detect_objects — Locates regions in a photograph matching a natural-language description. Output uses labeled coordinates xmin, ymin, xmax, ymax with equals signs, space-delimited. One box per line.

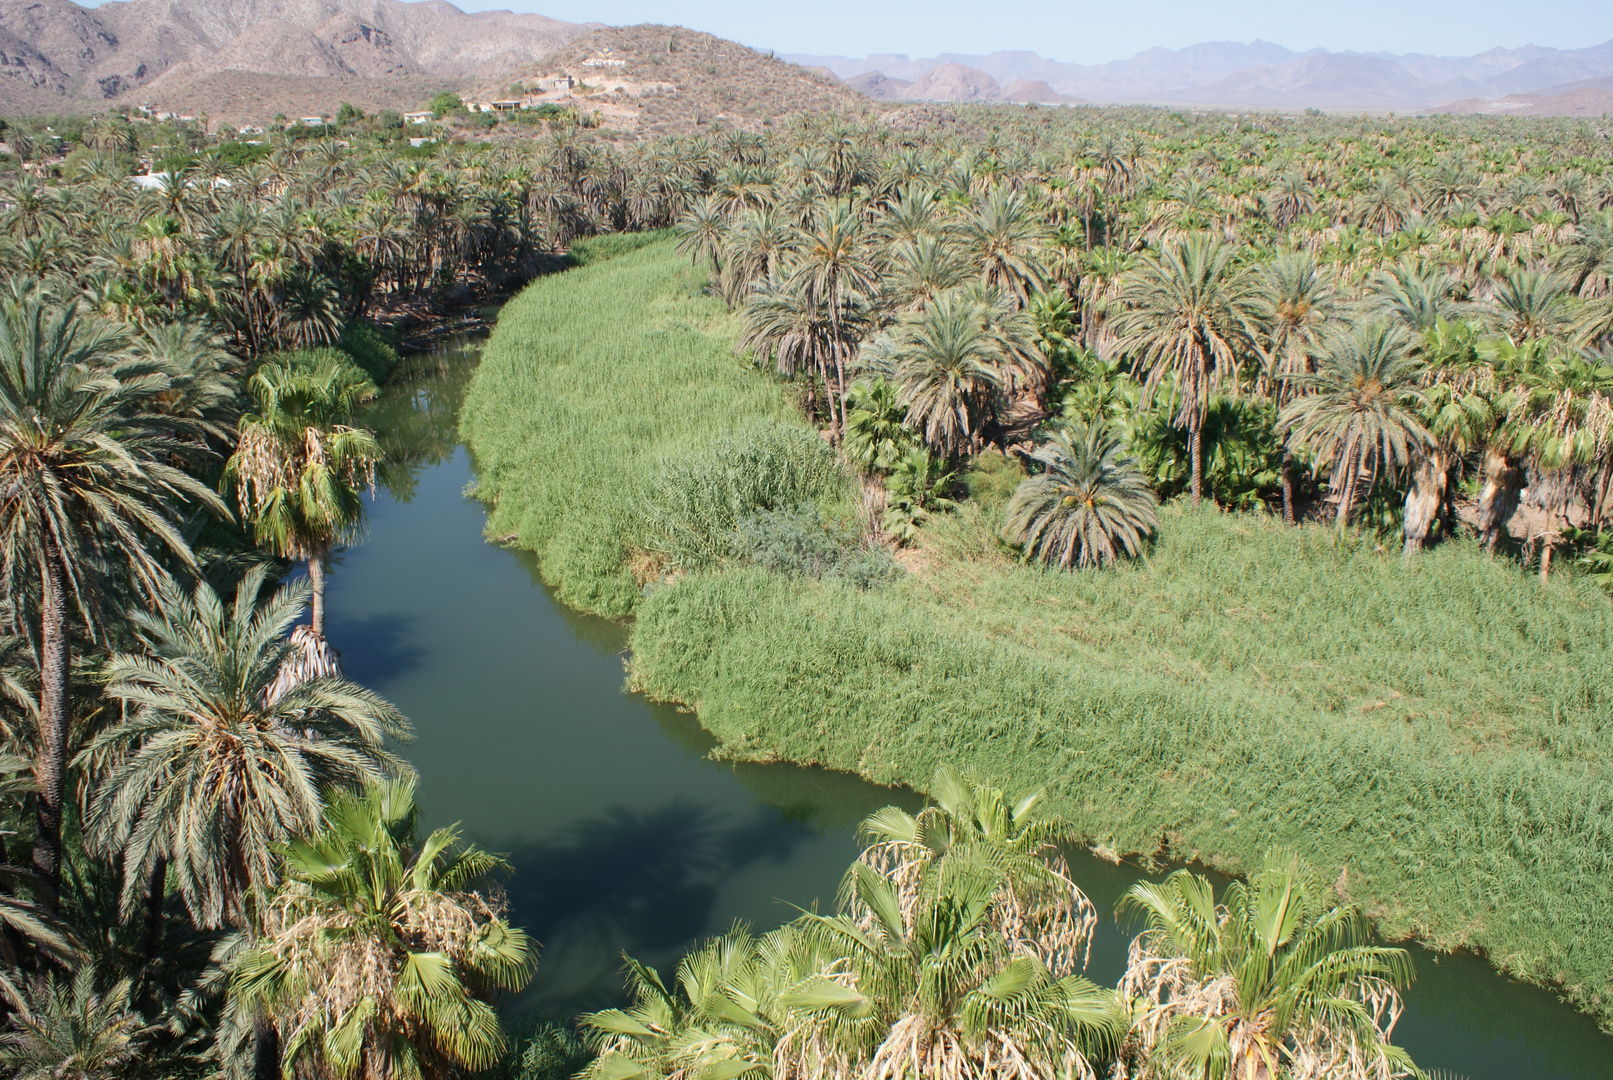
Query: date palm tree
xmin=223 ymin=354 xmax=379 ymax=638
xmin=82 ymin=564 xmax=413 ymax=931
xmin=0 ymin=297 xmax=225 ymax=904
xmin=892 ymin=290 xmax=1005 ymax=459
xmin=1279 ymin=323 xmax=1431 ymax=528
xmin=1118 ymin=852 xmax=1419 ymax=1080
xmin=1004 ymin=421 xmax=1159 ymax=569
xmin=1254 ymin=252 xmax=1338 ymax=521
xmin=1113 ymin=234 xmax=1262 ymax=505
xmin=232 ymin=779 xmax=535 ymax=1080
xmin=0 ymin=968 xmax=147 ymax=1080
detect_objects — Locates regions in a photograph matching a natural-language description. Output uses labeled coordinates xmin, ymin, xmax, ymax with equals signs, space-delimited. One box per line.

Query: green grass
xmin=459 ymin=236 xmax=807 ymax=615
xmin=463 ymin=237 xmax=1613 ymax=1027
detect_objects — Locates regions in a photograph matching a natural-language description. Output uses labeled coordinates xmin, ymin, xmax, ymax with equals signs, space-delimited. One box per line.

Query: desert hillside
xmin=0 ymin=0 xmax=593 ymax=115
xmin=479 ymin=25 xmax=875 ymax=136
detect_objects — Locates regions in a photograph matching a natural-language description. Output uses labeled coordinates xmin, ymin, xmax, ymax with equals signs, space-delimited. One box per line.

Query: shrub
xmin=730 ymin=503 xmax=899 ymax=589
xmin=338 ymin=321 xmax=401 ymax=384
xmin=636 ymin=422 xmax=846 ymax=568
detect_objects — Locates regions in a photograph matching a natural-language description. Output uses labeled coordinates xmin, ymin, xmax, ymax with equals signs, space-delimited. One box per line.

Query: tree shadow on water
xmin=325 ymin=612 xmax=427 ymax=686
xmin=501 ymin=799 xmax=823 ymax=1015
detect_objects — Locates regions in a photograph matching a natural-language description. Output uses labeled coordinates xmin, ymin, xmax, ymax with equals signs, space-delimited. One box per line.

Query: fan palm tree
xmin=857 ymin=765 xmax=1099 ymax=978
xmin=231 ymin=779 xmax=536 ymax=1080
xmin=0 ymin=297 xmax=226 ymax=903
xmin=787 ymin=855 xmax=1124 ymax=1080
xmin=1279 ymin=323 xmax=1431 ymax=527
xmin=1118 ymin=852 xmax=1419 ymax=1080
xmin=0 ymin=968 xmax=148 ymax=1080
xmin=582 ymin=923 xmax=826 ymax=1080
xmin=891 ymin=290 xmax=1005 ymax=459
xmin=1112 ymin=234 xmax=1262 ymax=505
xmin=1005 ymin=422 xmax=1159 ymax=569
xmin=82 ymin=565 xmax=413 ymax=930
xmin=223 ymin=354 xmax=380 ymax=638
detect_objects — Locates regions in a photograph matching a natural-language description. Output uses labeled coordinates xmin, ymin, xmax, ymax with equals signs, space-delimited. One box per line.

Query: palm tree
xmin=892 ymin=290 xmax=1004 ymax=458
xmin=843 ymin=377 xmax=917 ymax=476
xmin=792 ymin=204 xmax=881 ymax=439
xmin=223 ymin=354 xmax=380 ymax=638
xmin=83 ymin=565 xmax=413 ymax=930
xmin=1118 ymin=852 xmax=1419 ymax=1080
xmin=954 ymin=185 xmax=1049 ymax=304
xmin=1279 ymin=324 xmax=1431 ymax=527
xmin=787 ymin=855 xmax=1123 ymax=1080
xmin=1369 ymin=260 xmax=1465 ymax=333
xmin=582 ymin=923 xmax=825 ymax=1080
xmin=0 ymin=297 xmax=225 ymax=903
xmin=1004 ymin=422 xmax=1159 ymax=569
xmin=0 ymin=968 xmax=147 ymax=1080
xmin=232 ymin=779 xmax=536 ymax=1080
xmin=1112 ymin=234 xmax=1262 ymax=505
xmin=1253 ymin=252 xmax=1338 ymax=522
xmin=1493 ymin=268 xmax=1571 ymax=341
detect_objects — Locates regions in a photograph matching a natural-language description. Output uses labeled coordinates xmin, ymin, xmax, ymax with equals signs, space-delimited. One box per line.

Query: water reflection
xmin=328 ymin=333 xmax=1613 ymax=1080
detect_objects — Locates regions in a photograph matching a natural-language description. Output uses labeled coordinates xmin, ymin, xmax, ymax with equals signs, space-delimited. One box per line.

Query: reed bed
xmin=460 ymin=236 xmax=806 ymax=615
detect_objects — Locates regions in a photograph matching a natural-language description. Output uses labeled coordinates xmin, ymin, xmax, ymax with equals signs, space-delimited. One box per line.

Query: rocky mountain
xmin=785 ymin=37 xmax=1613 ymax=113
xmin=0 ymin=0 xmax=595 ymax=115
xmin=471 ymin=25 xmax=874 ymax=136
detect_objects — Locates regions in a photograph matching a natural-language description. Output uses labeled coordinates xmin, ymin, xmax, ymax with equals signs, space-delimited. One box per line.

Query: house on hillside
xmin=403 ymin=112 xmax=432 ymax=125
xmin=298 ymin=116 xmax=326 ymax=127
xmin=490 ymin=100 xmax=522 ymax=112
xmin=548 ymin=75 xmax=575 ymax=91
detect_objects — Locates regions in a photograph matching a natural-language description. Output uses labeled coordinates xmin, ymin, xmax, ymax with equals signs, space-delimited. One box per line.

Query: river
xmin=328 ymin=330 xmax=1613 ymax=1080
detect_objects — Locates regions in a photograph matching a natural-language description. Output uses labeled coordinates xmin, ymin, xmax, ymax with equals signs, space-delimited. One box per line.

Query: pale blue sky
xmin=454 ymin=0 xmax=1613 ymax=64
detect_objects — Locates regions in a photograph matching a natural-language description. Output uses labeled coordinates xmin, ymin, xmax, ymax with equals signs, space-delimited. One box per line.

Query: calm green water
xmin=329 ymin=335 xmax=1613 ymax=1079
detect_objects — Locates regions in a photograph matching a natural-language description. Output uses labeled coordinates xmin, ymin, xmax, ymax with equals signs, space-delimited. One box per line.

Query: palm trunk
xmin=1476 ymin=447 xmax=1522 ymax=551
xmin=1188 ymin=414 xmax=1203 ymax=506
xmin=1334 ymin=455 xmax=1359 ymax=529
xmin=142 ymin=857 xmax=168 ymax=960
xmin=1280 ymin=442 xmax=1295 ymax=524
xmin=307 ymin=554 xmax=327 ymax=638
xmin=1402 ymin=451 xmax=1448 ymax=560
xmin=253 ymin=1016 xmax=281 ymax=1080
xmin=32 ymin=545 xmax=68 ymax=909
xmin=1540 ymin=538 xmax=1555 ymax=584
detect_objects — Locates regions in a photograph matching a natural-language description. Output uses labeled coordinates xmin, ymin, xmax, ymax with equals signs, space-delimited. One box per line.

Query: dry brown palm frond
xmin=262 ymin=624 xmax=342 ymax=706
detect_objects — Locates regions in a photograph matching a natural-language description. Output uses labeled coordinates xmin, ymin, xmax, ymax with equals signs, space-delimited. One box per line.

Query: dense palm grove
xmin=668 ymin=112 xmax=1613 ymax=573
xmin=0 ymin=102 xmax=1607 ymax=1078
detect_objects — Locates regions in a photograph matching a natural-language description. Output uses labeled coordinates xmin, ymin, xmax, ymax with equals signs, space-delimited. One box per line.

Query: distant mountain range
xmin=0 ymin=0 xmax=1608 ymax=124
xmin=785 ymin=39 xmax=1613 ymax=113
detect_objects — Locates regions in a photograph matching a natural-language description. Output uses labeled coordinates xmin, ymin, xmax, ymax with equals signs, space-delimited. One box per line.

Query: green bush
xmin=637 ymin=423 xmax=846 ymax=568
xmin=339 ymin=321 xmax=402 ymax=384
xmin=730 ymin=503 xmax=899 ymax=589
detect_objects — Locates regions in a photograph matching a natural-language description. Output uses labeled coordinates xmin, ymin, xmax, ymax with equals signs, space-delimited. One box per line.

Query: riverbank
xmin=459 ymin=236 xmax=1613 ymax=1029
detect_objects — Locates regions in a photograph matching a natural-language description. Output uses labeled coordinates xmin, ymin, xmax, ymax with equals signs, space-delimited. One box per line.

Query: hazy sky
xmin=450 ymin=0 xmax=1613 ymax=64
